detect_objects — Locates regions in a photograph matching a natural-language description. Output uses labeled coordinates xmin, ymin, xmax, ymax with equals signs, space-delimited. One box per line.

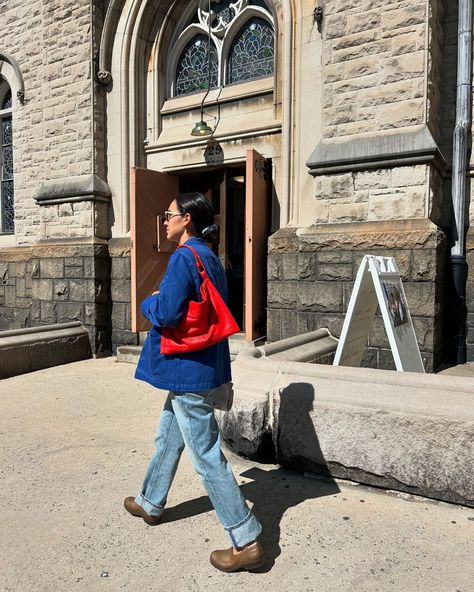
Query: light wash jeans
xmin=135 ymin=390 xmax=262 ymax=548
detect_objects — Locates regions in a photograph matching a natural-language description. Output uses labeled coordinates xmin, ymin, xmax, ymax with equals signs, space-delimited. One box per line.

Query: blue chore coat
xmin=135 ymin=237 xmax=232 ymax=392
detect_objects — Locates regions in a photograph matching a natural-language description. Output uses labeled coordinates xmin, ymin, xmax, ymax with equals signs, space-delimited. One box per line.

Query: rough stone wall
xmin=109 ymin=239 xmax=136 ymax=353
xmin=0 ymin=249 xmax=34 ymax=330
xmin=0 ymin=243 xmax=111 ymax=355
xmin=322 ymin=0 xmax=427 ymax=139
xmin=314 ymin=165 xmax=429 ymax=224
xmin=0 ymin=0 xmax=96 ymax=245
xmin=267 ymin=220 xmax=448 ymax=372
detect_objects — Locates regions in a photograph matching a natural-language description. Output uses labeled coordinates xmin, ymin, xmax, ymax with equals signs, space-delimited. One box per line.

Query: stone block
xmin=281 ymin=254 xmax=299 ymax=280
xmin=381 ymin=5 xmax=426 ymax=31
xmin=411 ymin=249 xmax=437 ymax=281
xmin=297 ymin=282 xmax=344 ymax=313
xmin=111 ymin=330 xmax=138 ymax=350
xmin=111 ymin=302 xmax=131 ymax=331
xmin=267 ymin=253 xmax=282 ymax=280
xmin=65 ymin=266 xmax=84 ymax=279
xmin=297 ymin=312 xmax=344 ymax=337
xmin=267 ymin=281 xmax=298 ymax=308
xmin=57 ymin=302 xmax=84 ymax=323
xmin=32 ymin=279 xmax=53 ymax=301
xmin=360 ymin=346 xmax=378 ymax=368
xmin=13 ymin=309 xmax=30 ymax=328
xmin=344 ymin=55 xmax=379 ymax=79
xmin=392 ymin=165 xmax=427 ymax=187
xmin=30 ymin=301 xmax=41 ymax=323
xmin=381 ymin=52 xmax=425 ymax=83
xmin=40 ymin=258 xmax=64 ymax=279
xmin=267 ymin=308 xmax=281 ymax=342
xmin=298 ymin=253 xmax=317 ymax=281
xmin=368 ymin=194 xmax=405 ymax=221
xmin=354 ymin=169 xmax=392 ymax=191
xmin=367 ymin=315 xmax=391 ymax=349
xmin=412 ymin=316 xmax=435 ymax=351
xmin=345 ymin=10 xmax=380 ymax=35
xmin=40 ymin=301 xmax=57 ymax=323
xmin=14 ymin=262 xmax=26 ymax=278
xmin=111 ymin=281 xmax=131 ymax=304
xmin=332 ymin=28 xmax=379 ymax=51
xmin=69 ymin=280 xmax=86 ymax=302
xmin=403 ymin=283 xmax=437 ymax=317
xmin=16 ymin=297 xmax=32 ymax=310
xmin=53 ymin=281 xmax=69 ymax=301
xmin=0 ymin=262 xmax=9 ymax=283
xmin=329 ymin=202 xmax=368 ymax=223
xmin=317 ymin=264 xmax=353 ymax=281
xmin=16 ymin=278 xmax=26 ymax=298
xmin=281 ymin=310 xmax=297 ymax=340
xmin=4 ymin=286 xmax=16 ymax=307
xmin=315 ymin=173 xmax=354 ymax=200
xmin=354 ymin=250 xmax=411 ymax=281
xmin=111 ymin=257 xmax=127 ymax=280
xmin=313 ymin=200 xmax=330 ymax=224
xmin=376 ymin=348 xmax=397 ymax=370
xmin=318 ymin=251 xmax=354 ymax=265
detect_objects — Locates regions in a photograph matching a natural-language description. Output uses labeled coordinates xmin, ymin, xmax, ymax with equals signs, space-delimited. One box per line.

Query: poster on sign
xmin=333 ymin=255 xmax=425 ymax=373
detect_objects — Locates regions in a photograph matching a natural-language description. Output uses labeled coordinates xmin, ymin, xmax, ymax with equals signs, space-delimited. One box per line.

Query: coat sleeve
xmin=140 ymin=250 xmax=196 ymax=328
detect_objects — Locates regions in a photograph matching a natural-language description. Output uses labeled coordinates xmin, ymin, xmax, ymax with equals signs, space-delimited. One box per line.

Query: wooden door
xmin=245 ymin=149 xmax=271 ymax=340
xmin=130 ymin=167 xmax=178 ymax=332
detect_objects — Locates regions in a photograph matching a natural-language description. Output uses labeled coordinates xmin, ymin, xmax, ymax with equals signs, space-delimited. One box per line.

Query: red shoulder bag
xmin=160 ymin=245 xmax=240 ymax=354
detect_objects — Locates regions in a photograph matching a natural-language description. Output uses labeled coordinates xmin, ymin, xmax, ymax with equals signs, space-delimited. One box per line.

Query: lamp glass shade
xmin=191 ymin=120 xmax=213 ymax=136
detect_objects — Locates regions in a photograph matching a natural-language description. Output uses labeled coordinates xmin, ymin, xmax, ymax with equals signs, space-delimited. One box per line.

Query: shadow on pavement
xmin=162 ymin=381 xmax=340 ymax=572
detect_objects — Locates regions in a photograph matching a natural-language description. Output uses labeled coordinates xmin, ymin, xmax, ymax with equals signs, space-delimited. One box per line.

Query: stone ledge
xmin=0 ymin=322 xmax=92 ymax=378
xmin=219 ymin=347 xmax=474 ymax=506
xmin=34 ymin=174 xmax=111 ymax=206
xmin=306 ymin=125 xmax=446 ymax=176
xmin=258 ymin=328 xmax=338 ymax=363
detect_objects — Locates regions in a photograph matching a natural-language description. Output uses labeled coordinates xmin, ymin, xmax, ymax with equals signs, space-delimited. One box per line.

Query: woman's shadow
xmin=161 ymin=382 xmax=339 ymax=572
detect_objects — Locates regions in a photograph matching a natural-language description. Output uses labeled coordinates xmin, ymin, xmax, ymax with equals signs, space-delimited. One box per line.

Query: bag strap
xmin=177 ymin=244 xmax=208 ymax=280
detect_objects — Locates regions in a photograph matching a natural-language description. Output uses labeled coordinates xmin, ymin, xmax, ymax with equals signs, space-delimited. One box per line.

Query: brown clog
xmin=210 ymin=541 xmax=264 ymax=572
xmin=123 ymin=496 xmax=161 ymax=526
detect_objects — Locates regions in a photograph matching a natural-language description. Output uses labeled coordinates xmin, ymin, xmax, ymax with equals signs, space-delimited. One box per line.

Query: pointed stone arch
xmin=101 ymin=0 xmax=295 ymax=236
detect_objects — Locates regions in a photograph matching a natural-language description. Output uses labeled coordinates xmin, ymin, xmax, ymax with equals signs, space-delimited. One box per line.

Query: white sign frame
xmin=333 ymin=255 xmax=425 ymax=373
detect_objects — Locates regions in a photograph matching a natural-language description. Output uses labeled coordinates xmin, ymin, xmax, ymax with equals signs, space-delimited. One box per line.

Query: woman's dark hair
xmin=175 ymin=192 xmax=218 ymax=242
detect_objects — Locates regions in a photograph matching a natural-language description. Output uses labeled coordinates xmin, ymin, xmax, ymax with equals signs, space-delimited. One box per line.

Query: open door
xmin=245 ymin=149 xmax=271 ymax=341
xmin=130 ymin=167 xmax=178 ymax=332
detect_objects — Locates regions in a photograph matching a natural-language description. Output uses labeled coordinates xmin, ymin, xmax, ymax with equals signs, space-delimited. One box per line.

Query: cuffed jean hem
xmin=225 ymin=509 xmax=262 ymax=548
xmin=135 ymin=493 xmax=164 ymax=517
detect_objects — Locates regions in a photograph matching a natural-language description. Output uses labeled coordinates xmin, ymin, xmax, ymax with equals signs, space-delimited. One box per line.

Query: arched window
xmin=175 ymin=35 xmax=219 ymax=96
xmin=0 ymin=79 xmax=14 ymax=234
xmin=169 ymin=0 xmax=274 ymax=97
xmin=227 ymin=17 xmax=274 ymax=84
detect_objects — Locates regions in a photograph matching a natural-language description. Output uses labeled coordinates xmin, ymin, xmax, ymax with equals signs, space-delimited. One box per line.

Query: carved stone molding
xmin=97 ymin=70 xmax=112 ymax=85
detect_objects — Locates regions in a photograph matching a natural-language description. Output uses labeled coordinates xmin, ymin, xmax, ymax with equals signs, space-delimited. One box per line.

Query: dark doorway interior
xmin=179 ymin=167 xmax=246 ymax=329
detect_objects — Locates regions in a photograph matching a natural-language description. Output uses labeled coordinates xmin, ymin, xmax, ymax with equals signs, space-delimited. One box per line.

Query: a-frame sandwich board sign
xmin=333 ymin=255 xmax=425 ymax=373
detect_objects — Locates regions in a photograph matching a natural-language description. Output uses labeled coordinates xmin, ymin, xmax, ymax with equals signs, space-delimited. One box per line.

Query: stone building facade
xmin=0 ymin=0 xmax=471 ymax=371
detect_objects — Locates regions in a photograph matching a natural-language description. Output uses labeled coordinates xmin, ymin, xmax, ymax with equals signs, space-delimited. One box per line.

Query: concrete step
xmin=116 ymin=332 xmax=262 ymax=364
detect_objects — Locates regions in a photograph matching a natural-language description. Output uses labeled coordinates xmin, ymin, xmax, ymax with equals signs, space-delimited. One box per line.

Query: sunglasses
xmin=161 ymin=210 xmax=184 ymax=223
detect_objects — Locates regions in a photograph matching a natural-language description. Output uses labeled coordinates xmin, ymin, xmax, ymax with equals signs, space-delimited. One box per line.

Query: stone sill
xmin=160 ymin=77 xmax=274 ymax=115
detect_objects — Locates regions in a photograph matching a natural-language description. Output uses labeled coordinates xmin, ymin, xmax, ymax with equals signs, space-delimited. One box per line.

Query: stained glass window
xmin=211 ymin=0 xmax=236 ymax=27
xmin=171 ymin=3 xmax=275 ymax=97
xmin=1 ymin=85 xmax=14 ymax=234
xmin=227 ymin=17 xmax=274 ymax=84
xmin=175 ymin=35 xmax=219 ymax=96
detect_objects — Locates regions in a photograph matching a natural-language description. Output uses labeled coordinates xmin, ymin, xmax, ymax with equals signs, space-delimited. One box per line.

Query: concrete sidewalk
xmin=0 ymin=358 xmax=473 ymax=592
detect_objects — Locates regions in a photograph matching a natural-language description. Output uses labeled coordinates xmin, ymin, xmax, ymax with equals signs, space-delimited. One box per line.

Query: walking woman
xmin=125 ymin=192 xmax=264 ymax=572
